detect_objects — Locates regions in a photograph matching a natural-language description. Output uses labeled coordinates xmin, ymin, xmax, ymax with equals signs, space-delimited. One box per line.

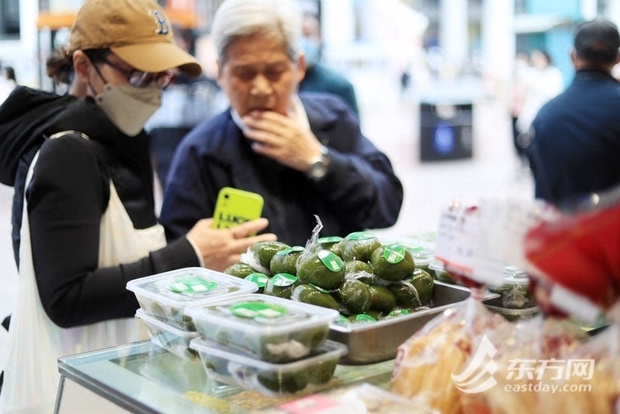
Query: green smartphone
xmin=212 ymin=187 xmax=264 ymax=229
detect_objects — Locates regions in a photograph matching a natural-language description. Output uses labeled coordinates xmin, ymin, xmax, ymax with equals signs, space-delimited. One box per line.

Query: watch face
xmin=309 ymin=162 xmax=328 ymax=180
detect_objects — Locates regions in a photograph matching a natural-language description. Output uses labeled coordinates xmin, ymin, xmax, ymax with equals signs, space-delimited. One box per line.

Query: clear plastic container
xmin=485 ymin=304 xmax=540 ymax=321
xmin=189 ymin=337 xmax=347 ymax=397
xmin=184 ymin=294 xmax=339 ymax=362
xmin=486 ymin=266 xmax=535 ymax=309
xmin=127 ymin=267 xmax=257 ymax=329
xmin=428 ymin=259 xmax=458 ymax=284
xmin=136 ymin=309 xmax=200 ymax=360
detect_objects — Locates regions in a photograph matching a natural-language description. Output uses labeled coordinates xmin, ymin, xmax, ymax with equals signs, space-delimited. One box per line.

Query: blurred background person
xmin=146 ymin=26 xmax=228 ymax=193
xmin=526 ymin=18 xmax=620 ymax=207
xmin=297 ymin=10 xmax=360 ymax=118
xmin=509 ymin=52 xmax=531 ymax=172
xmin=0 ymin=64 xmax=17 ymax=104
xmin=515 ymin=49 xmax=564 ymax=146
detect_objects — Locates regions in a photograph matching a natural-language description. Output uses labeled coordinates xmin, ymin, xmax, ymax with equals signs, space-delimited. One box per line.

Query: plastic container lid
xmin=127 ymin=268 xmax=258 ymax=325
xmin=184 ymin=294 xmax=339 ymax=362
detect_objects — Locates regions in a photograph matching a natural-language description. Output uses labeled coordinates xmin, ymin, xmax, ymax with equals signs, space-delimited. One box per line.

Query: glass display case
xmin=55 ymin=340 xmax=394 ymax=414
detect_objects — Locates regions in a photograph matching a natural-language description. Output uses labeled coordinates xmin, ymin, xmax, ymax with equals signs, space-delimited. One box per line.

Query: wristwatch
xmin=306 ymin=145 xmax=331 ymax=181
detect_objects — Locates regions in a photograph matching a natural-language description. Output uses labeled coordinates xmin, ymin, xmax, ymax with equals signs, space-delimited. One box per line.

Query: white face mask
xmin=95 ymin=83 xmax=162 ymax=136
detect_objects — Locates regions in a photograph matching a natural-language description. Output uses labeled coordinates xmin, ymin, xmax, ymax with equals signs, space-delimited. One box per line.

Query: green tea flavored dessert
xmin=296 ymin=250 xmax=345 ymax=290
xmin=291 ymin=284 xmax=340 ymax=310
xmin=224 ymin=262 xmax=255 ymax=279
xmin=269 ymin=246 xmax=304 ymax=275
xmin=263 ymin=273 xmax=299 ymax=299
xmin=370 ymin=243 xmax=415 ymax=282
xmin=339 ymin=231 xmax=382 ymax=262
xmin=408 ymin=268 xmax=435 ymax=306
xmin=250 ymin=241 xmax=291 ymax=269
xmin=367 ymin=285 xmax=398 ymax=314
xmin=333 ymin=279 xmax=372 ymax=314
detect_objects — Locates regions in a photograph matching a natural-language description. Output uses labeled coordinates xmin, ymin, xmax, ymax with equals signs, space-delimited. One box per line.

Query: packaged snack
xmin=390 ymin=297 xmax=507 ymax=414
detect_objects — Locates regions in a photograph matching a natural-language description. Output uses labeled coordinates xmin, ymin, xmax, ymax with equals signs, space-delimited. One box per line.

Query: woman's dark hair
xmin=4 ymin=66 xmax=15 ymax=82
xmin=46 ymin=47 xmax=110 ymax=85
xmin=46 ymin=47 xmax=74 ymax=85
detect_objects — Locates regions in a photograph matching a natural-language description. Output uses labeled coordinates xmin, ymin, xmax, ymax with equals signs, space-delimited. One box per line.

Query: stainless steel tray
xmin=328 ymin=282 xmax=497 ymax=365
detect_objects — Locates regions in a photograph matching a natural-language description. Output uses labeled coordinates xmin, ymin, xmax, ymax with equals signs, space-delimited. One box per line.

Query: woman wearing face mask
xmin=0 ymin=0 xmax=276 ymax=412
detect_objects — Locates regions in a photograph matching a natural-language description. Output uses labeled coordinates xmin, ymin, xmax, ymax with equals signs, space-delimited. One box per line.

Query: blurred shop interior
xmin=1 ymin=0 xmax=619 ymax=94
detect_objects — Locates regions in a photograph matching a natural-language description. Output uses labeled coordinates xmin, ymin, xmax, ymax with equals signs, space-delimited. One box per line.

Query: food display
xmin=136 ymin=309 xmax=200 ymax=360
xmin=189 ymin=338 xmax=347 ymax=397
xmin=126 ymin=267 xmax=257 ymax=329
xmin=184 ymin=294 xmax=339 ymax=363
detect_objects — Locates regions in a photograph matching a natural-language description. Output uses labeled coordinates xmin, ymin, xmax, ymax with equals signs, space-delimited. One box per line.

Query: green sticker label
xmin=318 ymin=250 xmax=343 ymax=272
xmin=384 ymin=244 xmax=406 ymax=264
xmin=345 ymin=231 xmax=375 ymax=241
xmin=272 ymin=273 xmax=298 ymax=287
xmin=336 ymin=314 xmax=351 ymax=324
xmin=353 ymin=314 xmax=377 ymax=322
xmin=169 ymin=276 xmax=217 ymax=294
xmin=275 ymin=246 xmax=305 ymax=256
xmin=388 ymin=309 xmax=410 ymax=317
xmin=230 ymin=301 xmax=287 ymax=319
xmin=318 ymin=236 xmax=343 ymax=244
xmin=244 ymin=273 xmax=269 ymax=288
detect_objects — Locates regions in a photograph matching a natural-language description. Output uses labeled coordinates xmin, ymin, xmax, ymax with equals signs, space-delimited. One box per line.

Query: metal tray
xmin=328 ymin=281 xmax=497 ymax=365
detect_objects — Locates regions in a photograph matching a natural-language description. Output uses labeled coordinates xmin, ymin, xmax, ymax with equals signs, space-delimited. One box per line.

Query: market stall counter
xmin=54 ymin=340 xmax=395 ymax=413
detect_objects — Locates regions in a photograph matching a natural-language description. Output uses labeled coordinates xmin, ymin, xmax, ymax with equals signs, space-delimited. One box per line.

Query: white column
xmin=581 ymin=0 xmax=598 ymax=21
xmin=320 ymin=0 xmax=355 ymax=67
xmin=480 ymin=0 xmax=514 ymax=97
xmin=606 ymin=0 xmax=620 ymax=27
xmin=439 ymin=0 xmax=468 ymax=78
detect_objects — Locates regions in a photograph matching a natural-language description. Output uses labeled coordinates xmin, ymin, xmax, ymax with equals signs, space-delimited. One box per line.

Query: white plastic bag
xmin=0 ymin=148 xmax=166 ymax=413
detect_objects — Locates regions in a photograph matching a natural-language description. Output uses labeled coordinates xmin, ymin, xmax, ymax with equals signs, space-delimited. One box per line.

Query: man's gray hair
xmin=211 ymin=0 xmax=302 ymax=64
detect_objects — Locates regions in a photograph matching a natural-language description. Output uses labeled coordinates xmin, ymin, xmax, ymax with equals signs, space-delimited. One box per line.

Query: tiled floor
xmin=0 ymin=71 xmax=533 ymax=377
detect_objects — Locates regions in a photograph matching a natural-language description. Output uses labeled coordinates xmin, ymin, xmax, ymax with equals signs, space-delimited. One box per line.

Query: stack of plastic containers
xmin=185 ymin=294 xmax=346 ymax=396
xmin=126 ymin=267 xmax=258 ymax=360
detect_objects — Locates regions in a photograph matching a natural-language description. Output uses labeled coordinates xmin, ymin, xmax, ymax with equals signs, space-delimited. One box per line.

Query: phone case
xmin=212 ymin=187 xmax=264 ymax=229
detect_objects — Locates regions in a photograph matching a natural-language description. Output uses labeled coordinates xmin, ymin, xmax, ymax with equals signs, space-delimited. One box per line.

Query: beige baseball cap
xmin=68 ymin=0 xmax=202 ymax=77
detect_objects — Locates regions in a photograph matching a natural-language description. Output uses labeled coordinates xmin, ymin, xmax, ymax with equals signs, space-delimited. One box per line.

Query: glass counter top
xmin=57 ymin=340 xmax=394 ymax=413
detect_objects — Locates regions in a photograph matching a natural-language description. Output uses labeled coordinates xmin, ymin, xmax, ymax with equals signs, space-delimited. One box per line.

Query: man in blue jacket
xmin=526 ymin=18 xmax=620 ymax=208
xmin=160 ymin=0 xmax=403 ymax=246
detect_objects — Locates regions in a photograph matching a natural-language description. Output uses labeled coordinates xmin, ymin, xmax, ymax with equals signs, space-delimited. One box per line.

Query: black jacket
xmin=527 ymin=70 xmax=620 ymax=207
xmin=160 ymin=93 xmax=403 ymax=247
xmin=0 ymin=86 xmax=199 ymax=328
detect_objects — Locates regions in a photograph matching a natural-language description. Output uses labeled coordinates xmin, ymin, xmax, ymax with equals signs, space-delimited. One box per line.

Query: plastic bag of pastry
xmin=531 ymin=302 xmax=620 ymax=414
xmin=467 ymin=313 xmax=588 ymax=413
xmin=255 ymin=383 xmax=439 ymax=414
xmin=390 ymin=296 xmax=507 ymax=414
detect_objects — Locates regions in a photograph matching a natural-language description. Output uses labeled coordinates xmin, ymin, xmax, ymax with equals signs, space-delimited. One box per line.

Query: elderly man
xmin=160 ymin=0 xmax=403 ymax=246
xmin=526 ymin=18 xmax=620 ymax=207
